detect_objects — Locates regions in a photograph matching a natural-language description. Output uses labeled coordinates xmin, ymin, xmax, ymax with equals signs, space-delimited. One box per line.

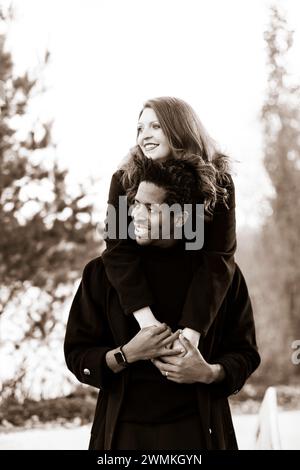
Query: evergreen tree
xmin=254 ymin=2 xmax=300 ymax=383
xmin=0 ymin=7 xmax=102 ymax=399
xmin=261 ymin=4 xmax=300 ymax=378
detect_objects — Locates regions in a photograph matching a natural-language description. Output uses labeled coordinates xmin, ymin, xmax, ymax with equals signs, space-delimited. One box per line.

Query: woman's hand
xmin=159 ymin=327 xmax=200 ymax=362
xmin=123 ymin=324 xmax=184 ymax=363
xmin=159 ymin=336 xmax=186 ymax=362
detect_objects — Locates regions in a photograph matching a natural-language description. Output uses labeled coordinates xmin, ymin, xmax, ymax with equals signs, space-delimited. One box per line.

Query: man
xmin=64 ymin=157 xmax=260 ymax=450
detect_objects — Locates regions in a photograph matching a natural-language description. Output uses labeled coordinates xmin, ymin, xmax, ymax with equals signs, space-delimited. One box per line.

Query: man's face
xmin=131 ymin=181 xmax=175 ymax=246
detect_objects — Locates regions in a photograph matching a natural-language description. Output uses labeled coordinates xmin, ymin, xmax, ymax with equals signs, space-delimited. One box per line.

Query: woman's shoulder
xmin=108 ymin=169 xmax=126 ymax=199
xmin=214 ymin=172 xmax=235 ymax=212
xmin=221 ymin=172 xmax=235 ymax=194
xmin=111 ymin=168 xmax=125 ymax=182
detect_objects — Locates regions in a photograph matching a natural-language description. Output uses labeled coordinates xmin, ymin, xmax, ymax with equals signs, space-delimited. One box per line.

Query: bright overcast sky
xmin=5 ymin=0 xmax=300 ymax=228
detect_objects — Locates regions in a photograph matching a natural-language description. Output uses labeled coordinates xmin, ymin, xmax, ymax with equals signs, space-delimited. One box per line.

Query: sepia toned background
xmin=0 ymin=0 xmax=299 ymax=449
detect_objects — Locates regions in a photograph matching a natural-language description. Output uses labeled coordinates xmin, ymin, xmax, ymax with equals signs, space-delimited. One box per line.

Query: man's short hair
xmin=133 ymin=157 xmax=201 ymax=207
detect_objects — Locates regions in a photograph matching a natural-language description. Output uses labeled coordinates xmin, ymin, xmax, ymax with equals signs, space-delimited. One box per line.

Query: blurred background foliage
xmin=236 ymin=4 xmax=300 ymax=385
xmin=0 ymin=5 xmax=103 ymax=403
xmin=0 ymin=4 xmax=299 ymax=424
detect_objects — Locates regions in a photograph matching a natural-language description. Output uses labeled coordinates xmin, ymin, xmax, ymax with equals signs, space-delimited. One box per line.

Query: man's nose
xmin=132 ymin=204 xmax=147 ymax=221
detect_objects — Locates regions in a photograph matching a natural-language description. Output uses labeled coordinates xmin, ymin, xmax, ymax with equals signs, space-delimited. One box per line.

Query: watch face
xmin=114 ymin=351 xmax=126 ymax=365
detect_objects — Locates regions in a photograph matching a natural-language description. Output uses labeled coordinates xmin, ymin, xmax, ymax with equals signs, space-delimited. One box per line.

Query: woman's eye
xmin=153 ymin=124 xmax=160 ymax=129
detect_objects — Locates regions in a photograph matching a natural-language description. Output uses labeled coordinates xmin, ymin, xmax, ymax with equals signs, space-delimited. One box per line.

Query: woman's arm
xmin=101 ymin=170 xmax=158 ymax=327
xmin=178 ymin=174 xmax=236 ymax=336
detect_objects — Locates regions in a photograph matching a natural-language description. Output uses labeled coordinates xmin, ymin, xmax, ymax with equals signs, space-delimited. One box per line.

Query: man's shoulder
xmin=82 ymin=256 xmax=106 ymax=283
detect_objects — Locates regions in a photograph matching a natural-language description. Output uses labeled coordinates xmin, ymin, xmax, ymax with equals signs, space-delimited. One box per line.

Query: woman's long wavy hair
xmin=120 ymin=96 xmax=231 ymax=213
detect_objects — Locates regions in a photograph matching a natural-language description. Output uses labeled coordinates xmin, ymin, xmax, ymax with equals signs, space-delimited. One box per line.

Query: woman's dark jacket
xmin=102 ymin=169 xmax=236 ymax=336
xmin=64 ymin=251 xmax=260 ymax=450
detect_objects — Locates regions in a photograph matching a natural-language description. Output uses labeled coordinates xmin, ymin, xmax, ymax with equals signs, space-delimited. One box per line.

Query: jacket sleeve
xmin=64 ymin=259 xmax=116 ymax=391
xmin=179 ymin=174 xmax=237 ymax=336
xmin=101 ymin=170 xmax=154 ymax=314
xmin=210 ymin=266 xmax=261 ymax=398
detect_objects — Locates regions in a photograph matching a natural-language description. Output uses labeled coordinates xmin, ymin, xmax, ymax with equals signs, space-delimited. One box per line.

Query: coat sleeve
xmin=210 ymin=265 xmax=261 ymax=398
xmin=64 ymin=259 xmax=116 ymax=391
xmin=178 ymin=174 xmax=236 ymax=336
xmin=101 ymin=170 xmax=154 ymax=314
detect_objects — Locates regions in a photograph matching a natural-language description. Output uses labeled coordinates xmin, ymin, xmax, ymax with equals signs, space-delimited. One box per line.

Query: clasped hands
xmin=123 ymin=323 xmax=214 ymax=385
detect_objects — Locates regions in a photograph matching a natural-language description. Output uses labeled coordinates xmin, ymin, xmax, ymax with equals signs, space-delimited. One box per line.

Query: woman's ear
xmin=174 ymin=210 xmax=189 ymax=227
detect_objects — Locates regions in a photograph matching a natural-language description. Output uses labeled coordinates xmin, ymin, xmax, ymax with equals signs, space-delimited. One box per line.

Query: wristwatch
xmin=114 ymin=345 xmax=129 ymax=367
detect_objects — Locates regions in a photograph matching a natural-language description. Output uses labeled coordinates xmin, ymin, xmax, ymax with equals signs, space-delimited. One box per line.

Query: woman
xmin=102 ymin=96 xmax=236 ymax=346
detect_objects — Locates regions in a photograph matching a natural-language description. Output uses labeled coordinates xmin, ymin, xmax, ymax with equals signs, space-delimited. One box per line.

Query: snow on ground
xmin=0 ymin=412 xmax=299 ymax=450
xmin=233 ymin=411 xmax=300 ymax=450
xmin=0 ymin=424 xmax=92 ymax=450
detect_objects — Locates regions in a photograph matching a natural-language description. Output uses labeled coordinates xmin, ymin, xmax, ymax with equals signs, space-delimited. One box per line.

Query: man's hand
xmin=123 ymin=324 xmax=183 ymax=363
xmin=152 ymin=334 xmax=224 ymax=384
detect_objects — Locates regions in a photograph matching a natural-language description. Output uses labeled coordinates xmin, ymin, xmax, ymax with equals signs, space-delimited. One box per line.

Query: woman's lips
xmin=144 ymin=144 xmax=159 ymax=151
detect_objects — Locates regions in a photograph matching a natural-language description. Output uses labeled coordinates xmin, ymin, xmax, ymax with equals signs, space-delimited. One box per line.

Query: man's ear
xmin=174 ymin=210 xmax=189 ymax=227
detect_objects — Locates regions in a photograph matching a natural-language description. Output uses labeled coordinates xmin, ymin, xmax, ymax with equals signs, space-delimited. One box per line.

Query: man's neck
xmin=150 ymin=239 xmax=180 ymax=250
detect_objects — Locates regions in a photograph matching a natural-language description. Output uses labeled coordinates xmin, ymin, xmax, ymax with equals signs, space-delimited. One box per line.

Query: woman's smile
xmin=144 ymin=143 xmax=159 ymax=152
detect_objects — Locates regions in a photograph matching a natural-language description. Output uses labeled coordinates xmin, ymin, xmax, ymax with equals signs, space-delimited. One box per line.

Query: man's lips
xmin=134 ymin=223 xmax=149 ymax=237
xmin=134 ymin=223 xmax=149 ymax=230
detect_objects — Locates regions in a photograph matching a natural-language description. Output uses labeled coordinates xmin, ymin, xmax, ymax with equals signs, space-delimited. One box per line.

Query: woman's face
xmin=137 ymin=107 xmax=171 ymax=161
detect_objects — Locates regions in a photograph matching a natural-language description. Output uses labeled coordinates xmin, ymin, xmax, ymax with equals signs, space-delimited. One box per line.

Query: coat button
xmin=83 ymin=368 xmax=91 ymax=376
xmin=208 ymin=428 xmax=212 ymax=434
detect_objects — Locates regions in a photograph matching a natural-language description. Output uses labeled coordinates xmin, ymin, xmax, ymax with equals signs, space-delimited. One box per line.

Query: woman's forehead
xmin=138 ymin=107 xmax=159 ymax=125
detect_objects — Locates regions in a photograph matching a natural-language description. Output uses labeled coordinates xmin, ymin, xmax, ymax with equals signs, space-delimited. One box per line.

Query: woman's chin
xmin=143 ymin=149 xmax=170 ymax=161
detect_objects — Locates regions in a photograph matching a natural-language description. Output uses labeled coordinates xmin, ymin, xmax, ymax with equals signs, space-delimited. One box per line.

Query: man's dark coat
xmin=64 ymin=258 xmax=260 ymax=450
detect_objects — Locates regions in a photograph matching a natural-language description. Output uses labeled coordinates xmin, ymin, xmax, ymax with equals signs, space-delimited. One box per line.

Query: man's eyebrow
xmin=134 ymin=198 xmax=152 ymax=208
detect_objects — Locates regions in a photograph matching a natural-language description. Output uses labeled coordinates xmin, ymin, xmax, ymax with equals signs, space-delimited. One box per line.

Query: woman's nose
xmin=140 ymin=126 xmax=153 ymax=140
